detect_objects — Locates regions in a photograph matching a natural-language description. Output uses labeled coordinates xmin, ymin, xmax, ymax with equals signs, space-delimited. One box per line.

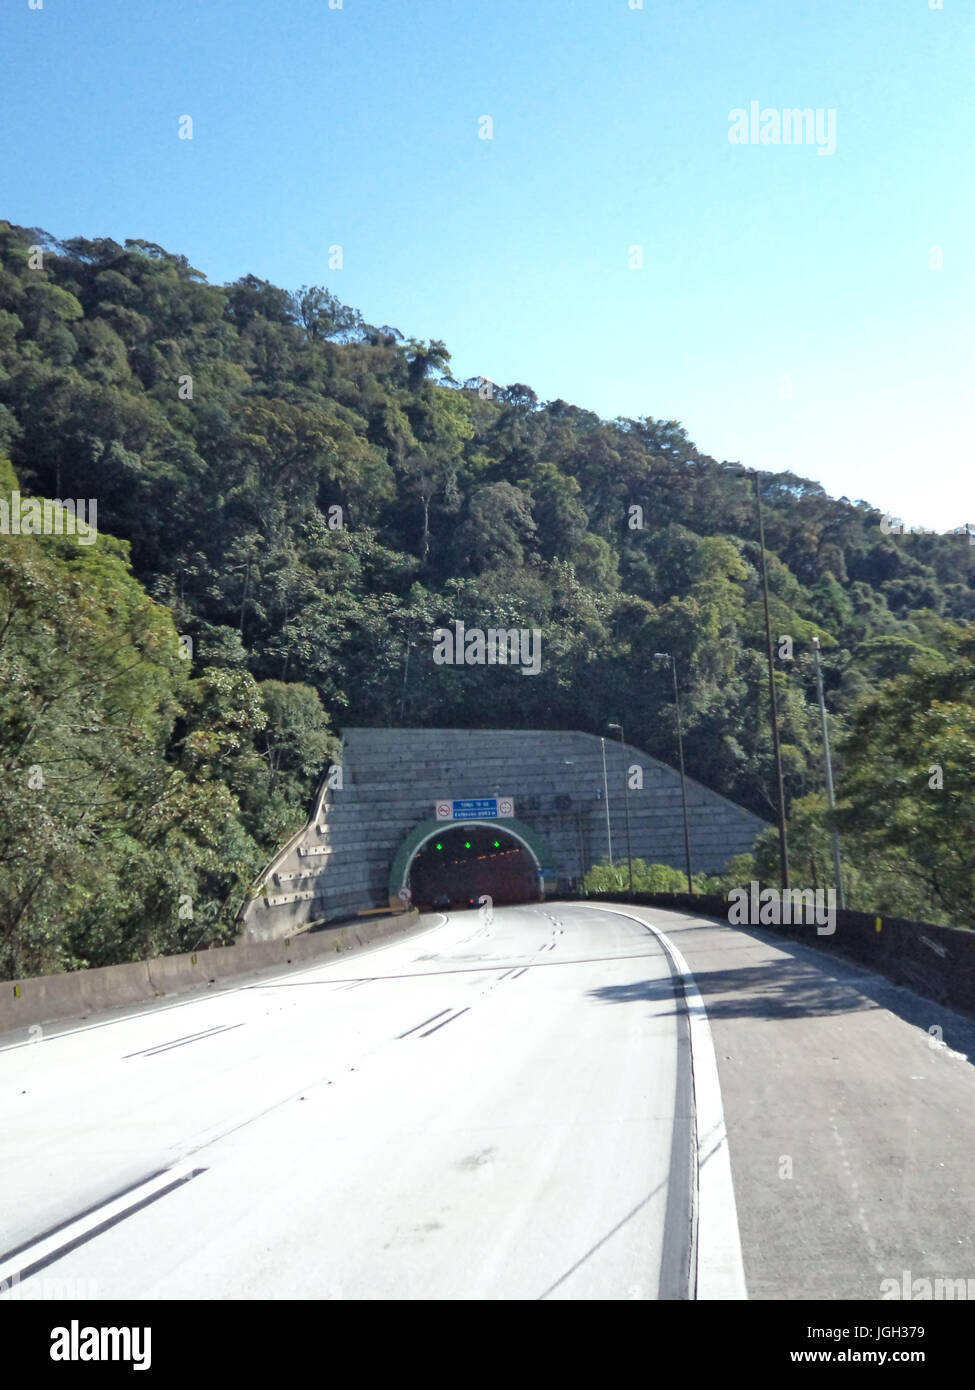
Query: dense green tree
xmin=833 ymin=625 xmax=975 ymax=926
xmin=0 ymin=216 xmax=971 ymax=967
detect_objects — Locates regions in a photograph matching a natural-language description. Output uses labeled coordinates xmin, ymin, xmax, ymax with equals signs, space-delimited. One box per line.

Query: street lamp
xmin=399 ymin=634 xmax=413 ymax=722
xmin=653 ymin=654 xmax=694 ymax=893
xmin=812 ymin=637 xmax=845 ymax=908
xmin=227 ymin=560 xmax=253 ymax=636
xmin=727 ymin=467 xmax=790 ymax=890
xmin=607 ymin=723 xmax=634 ymax=896
xmin=599 ymin=736 xmax=613 ymax=866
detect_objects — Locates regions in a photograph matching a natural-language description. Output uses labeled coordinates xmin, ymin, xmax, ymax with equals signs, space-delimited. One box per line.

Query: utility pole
xmin=812 ymin=637 xmax=845 ymax=908
xmin=229 ymin=560 xmax=252 ymax=636
xmin=654 ymin=653 xmax=694 ymax=893
xmin=600 ymin=736 xmax=613 ymax=866
xmin=399 ymin=637 xmax=412 ymax=723
xmin=608 ymin=723 xmax=633 ymax=895
xmin=753 ymin=471 xmax=790 ymax=890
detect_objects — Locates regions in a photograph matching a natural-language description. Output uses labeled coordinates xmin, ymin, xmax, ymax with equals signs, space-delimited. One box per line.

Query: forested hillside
xmin=1 ymin=219 xmax=972 ymax=974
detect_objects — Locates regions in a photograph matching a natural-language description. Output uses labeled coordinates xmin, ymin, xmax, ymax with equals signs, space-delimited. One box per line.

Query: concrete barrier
xmin=0 ymin=910 xmax=435 ymax=1036
xmin=10 ymin=959 xmax=154 ymax=1026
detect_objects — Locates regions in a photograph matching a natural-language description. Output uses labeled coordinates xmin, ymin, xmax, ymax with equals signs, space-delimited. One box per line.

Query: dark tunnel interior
xmin=408 ymin=824 xmax=539 ymax=909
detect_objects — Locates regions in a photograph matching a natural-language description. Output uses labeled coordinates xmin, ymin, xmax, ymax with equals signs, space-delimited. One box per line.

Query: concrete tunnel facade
xmin=242 ymin=727 xmax=769 ymax=940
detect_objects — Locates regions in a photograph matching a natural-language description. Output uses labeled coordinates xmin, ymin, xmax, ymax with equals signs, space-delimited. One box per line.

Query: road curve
xmin=0 ymin=903 xmax=740 ymax=1300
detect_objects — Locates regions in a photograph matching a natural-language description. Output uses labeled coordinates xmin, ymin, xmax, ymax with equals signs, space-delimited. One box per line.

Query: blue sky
xmin=3 ymin=0 xmax=971 ymax=529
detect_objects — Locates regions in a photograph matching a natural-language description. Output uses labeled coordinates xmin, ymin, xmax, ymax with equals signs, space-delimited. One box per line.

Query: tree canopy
xmin=0 ymin=218 xmax=972 ymax=967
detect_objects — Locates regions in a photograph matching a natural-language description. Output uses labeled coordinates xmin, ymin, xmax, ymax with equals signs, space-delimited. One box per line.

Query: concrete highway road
xmin=0 ymin=904 xmax=743 ymax=1301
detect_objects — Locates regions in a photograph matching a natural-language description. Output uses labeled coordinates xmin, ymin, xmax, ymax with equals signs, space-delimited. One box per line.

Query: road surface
xmin=0 ymin=904 xmax=736 ymax=1300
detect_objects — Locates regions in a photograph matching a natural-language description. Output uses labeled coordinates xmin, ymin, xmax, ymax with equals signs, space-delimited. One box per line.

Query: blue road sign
xmin=435 ymin=796 xmax=515 ymax=821
xmin=453 ymin=798 xmax=498 ymax=819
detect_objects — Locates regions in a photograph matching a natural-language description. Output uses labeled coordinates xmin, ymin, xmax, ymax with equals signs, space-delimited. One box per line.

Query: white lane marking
xmin=418 ymin=1007 xmax=470 ymax=1038
xmin=0 ymin=1164 xmax=201 ymax=1288
xmin=133 ymin=1022 xmax=246 ymax=1058
xmin=577 ymin=904 xmax=748 ymax=1300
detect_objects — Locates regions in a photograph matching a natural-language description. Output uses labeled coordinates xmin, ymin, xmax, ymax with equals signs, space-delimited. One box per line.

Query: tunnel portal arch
xmin=388 ymin=817 xmax=551 ymax=909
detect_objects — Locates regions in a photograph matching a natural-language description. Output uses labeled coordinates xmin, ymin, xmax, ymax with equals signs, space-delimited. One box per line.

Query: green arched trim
xmin=387 ymin=816 xmax=551 ymax=902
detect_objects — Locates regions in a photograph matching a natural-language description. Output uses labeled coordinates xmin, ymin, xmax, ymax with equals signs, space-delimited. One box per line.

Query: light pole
xmin=227 ymin=561 xmax=253 ymax=637
xmin=600 ymin=736 xmax=613 ymax=866
xmin=608 ymin=723 xmax=633 ymax=896
xmin=812 ymin=637 xmax=845 ymax=908
xmin=653 ymin=654 xmax=694 ymax=893
xmin=399 ymin=636 xmax=412 ymax=722
xmin=729 ymin=467 xmax=790 ymax=890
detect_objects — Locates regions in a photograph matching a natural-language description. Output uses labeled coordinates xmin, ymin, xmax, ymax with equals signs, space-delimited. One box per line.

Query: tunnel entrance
xmin=408 ymin=824 xmax=540 ymax=909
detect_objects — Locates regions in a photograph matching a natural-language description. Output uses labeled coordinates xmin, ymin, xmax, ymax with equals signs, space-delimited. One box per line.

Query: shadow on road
xmin=586 ymin=917 xmax=975 ymax=1064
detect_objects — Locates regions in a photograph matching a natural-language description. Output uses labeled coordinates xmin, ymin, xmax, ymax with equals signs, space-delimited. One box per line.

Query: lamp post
xmin=653 ymin=653 xmax=694 ymax=893
xmin=600 ymin=736 xmax=613 ymax=866
xmin=728 ymin=467 xmax=790 ymax=890
xmin=227 ymin=561 xmax=252 ymax=637
xmin=399 ymin=636 xmax=412 ymax=722
xmin=812 ymin=637 xmax=845 ymax=908
xmin=607 ymin=723 xmax=634 ymax=896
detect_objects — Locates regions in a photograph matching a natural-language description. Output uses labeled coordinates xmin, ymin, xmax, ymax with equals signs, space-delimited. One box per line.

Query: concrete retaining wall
xmin=0 ymin=910 xmax=433 ymax=1037
xmin=584 ymin=891 xmax=975 ymax=1019
xmin=241 ymin=726 xmax=768 ymax=939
